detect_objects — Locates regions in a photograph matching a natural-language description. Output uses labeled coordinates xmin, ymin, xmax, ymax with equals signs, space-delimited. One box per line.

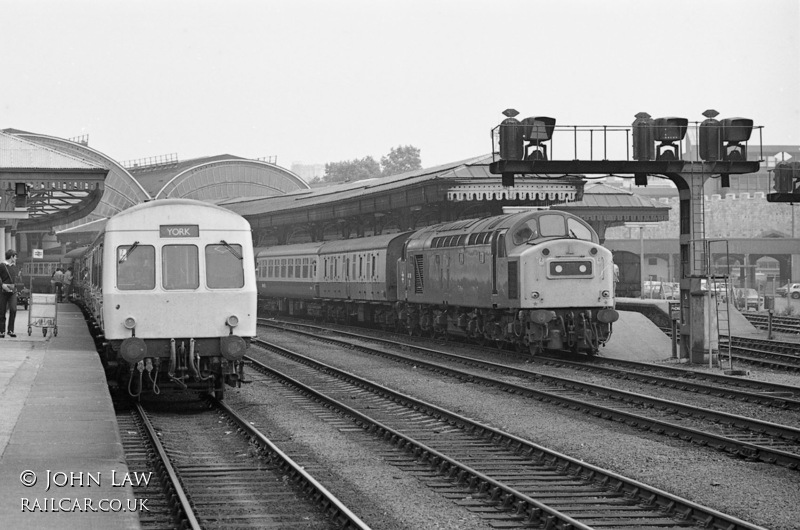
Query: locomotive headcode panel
xmin=75 ymin=199 xmax=257 ymax=399
xmin=256 ymin=210 xmax=618 ymax=356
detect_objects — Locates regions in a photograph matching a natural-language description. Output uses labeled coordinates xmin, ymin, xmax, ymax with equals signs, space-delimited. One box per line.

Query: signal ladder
xmin=706 ymin=239 xmax=733 ymax=370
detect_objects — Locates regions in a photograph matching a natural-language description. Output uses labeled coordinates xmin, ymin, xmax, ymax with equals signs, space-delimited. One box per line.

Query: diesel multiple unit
xmin=73 ymin=199 xmax=257 ymax=398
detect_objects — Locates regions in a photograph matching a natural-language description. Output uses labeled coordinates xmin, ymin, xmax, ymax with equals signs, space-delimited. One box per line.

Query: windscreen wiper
xmin=118 ymin=241 xmax=139 ymax=263
xmin=220 ymin=240 xmax=243 ymax=260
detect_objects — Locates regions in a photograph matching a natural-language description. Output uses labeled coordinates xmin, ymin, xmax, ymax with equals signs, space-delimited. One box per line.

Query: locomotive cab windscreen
xmin=509 ymin=213 xmax=596 ymax=249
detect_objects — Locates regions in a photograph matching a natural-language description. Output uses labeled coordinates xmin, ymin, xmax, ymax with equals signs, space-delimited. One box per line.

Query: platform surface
xmin=599 ymin=310 xmax=675 ymax=361
xmin=0 ymin=304 xmax=141 ymax=529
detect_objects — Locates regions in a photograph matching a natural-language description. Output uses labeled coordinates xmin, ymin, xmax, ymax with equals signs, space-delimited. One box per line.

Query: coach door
xmin=345 ymin=256 xmax=352 ymax=299
xmin=490 ymin=231 xmax=498 ymax=296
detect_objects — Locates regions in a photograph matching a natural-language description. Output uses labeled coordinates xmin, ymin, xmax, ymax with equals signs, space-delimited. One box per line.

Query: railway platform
xmin=599 ymin=309 xmax=675 ymax=361
xmin=0 ymin=303 xmax=141 ymax=530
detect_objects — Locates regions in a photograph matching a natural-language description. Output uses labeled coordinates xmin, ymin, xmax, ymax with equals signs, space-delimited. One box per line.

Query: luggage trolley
xmin=28 ymin=293 xmax=58 ymax=337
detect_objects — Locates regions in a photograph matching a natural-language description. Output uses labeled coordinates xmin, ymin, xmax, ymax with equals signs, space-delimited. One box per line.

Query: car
xmin=643 ymin=281 xmax=679 ymax=300
xmin=776 ymin=283 xmax=800 ymax=298
xmin=734 ymin=288 xmax=761 ymax=310
xmin=789 ymin=283 xmax=800 ymax=299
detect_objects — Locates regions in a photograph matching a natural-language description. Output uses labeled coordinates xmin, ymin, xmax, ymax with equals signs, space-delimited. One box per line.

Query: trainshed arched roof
xmin=127 ymin=155 xmax=308 ymax=200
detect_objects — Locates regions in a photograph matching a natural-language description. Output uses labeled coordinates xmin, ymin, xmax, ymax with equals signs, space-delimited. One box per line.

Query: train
xmin=73 ymin=198 xmax=257 ymax=399
xmin=256 ymin=209 xmax=619 ymax=355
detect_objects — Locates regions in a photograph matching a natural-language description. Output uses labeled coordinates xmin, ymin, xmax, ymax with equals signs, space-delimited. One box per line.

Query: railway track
xmin=744 ymin=313 xmax=800 ymax=335
xmin=258 ymin=320 xmax=800 ymax=471
xmin=659 ymin=325 xmax=800 ymax=371
xmin=266 ymin=318 xmax=800 ymax=409
xmin=117 ymin=398 xmax=369 ymax=530
xmin=247 ymin=337 xmax=767 ymax=530
xmin=725 ymin=336 xmax=800 ymax=371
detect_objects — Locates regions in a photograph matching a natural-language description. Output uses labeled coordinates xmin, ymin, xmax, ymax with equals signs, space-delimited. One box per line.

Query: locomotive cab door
xmin=490 ymin=231 xmax=499 ymax=297
xmin=491 ymin=230 xmax=508 ymax=303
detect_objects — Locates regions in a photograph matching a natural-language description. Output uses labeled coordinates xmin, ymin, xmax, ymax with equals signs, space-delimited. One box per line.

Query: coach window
xmin=205 ymin=243 xmax=244 ymax=288
xmin=117 ymin=244 xmax=155 ymax=290
xmin=288 ymin=258 xmax=294 ymax=278
xmin=162 ymin=245 xmax=199 ymax=290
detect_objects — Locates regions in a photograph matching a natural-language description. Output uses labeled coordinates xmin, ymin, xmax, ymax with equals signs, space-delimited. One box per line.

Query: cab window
xmin=539 ymin=214 xmax=567 ymax=237
xmin=117 ymin=244 xmax=155 ymax=290
xmin=566 ymin=217 xmax=594 ymax=241
xmin=511 ymin=222 xmax=538 ymax=245
xmin=206 ymin=243 xmax=244 ymax=288
xmin=163 ymin=245 xmax=199 ymax=290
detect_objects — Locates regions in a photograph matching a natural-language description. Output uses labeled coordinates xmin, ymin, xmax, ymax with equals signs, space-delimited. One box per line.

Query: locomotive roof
xmin=414 ymin=210 xmax=578 ymax=236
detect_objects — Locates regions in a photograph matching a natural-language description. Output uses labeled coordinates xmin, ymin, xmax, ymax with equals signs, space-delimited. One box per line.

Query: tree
xmin=381 ymin=145 xmax=421 ymax=177
xmin=324 ymin=157 xmax=381 ymax=184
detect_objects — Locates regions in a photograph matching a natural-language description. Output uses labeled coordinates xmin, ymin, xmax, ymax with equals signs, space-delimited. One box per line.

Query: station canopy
xmin=1 ymin=131 xmax=110 ymax=234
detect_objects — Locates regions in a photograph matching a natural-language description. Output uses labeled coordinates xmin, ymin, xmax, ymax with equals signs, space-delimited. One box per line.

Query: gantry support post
xmin=667 ymin=164 xmax=711 ymax=363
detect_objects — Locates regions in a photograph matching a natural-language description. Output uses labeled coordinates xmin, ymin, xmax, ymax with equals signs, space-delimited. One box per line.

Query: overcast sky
xmin=2 ymin=0 xmax=798 ymax=172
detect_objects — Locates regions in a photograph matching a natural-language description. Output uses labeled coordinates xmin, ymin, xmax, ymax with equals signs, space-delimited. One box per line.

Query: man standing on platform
xmin=63 ymin=266 xmax=74 ymax=301
xmin=0 ymin=249 xmax=19 ymax=338
xmin=51 ymin=266 xmax=64 ymax=302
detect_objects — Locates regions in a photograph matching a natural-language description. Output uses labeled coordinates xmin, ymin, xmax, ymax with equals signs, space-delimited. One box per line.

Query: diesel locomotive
xmin=256 ymin=209 xmax=618 ymax=355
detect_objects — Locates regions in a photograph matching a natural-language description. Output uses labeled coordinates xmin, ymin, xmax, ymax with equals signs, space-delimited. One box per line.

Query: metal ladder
xmin=690 ymin=172 xmax=707 ymax=275
xmin=707 ymin=240 xmax=733 ymax=370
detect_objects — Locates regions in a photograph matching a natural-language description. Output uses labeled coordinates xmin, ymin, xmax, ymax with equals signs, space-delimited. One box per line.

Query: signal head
xmin=653 ymin=117 xmax=688 ymax=142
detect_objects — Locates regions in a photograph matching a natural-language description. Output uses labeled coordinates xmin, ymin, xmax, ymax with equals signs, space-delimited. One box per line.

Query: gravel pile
xmin=229 ymin=331 xmax=800 ymax=530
